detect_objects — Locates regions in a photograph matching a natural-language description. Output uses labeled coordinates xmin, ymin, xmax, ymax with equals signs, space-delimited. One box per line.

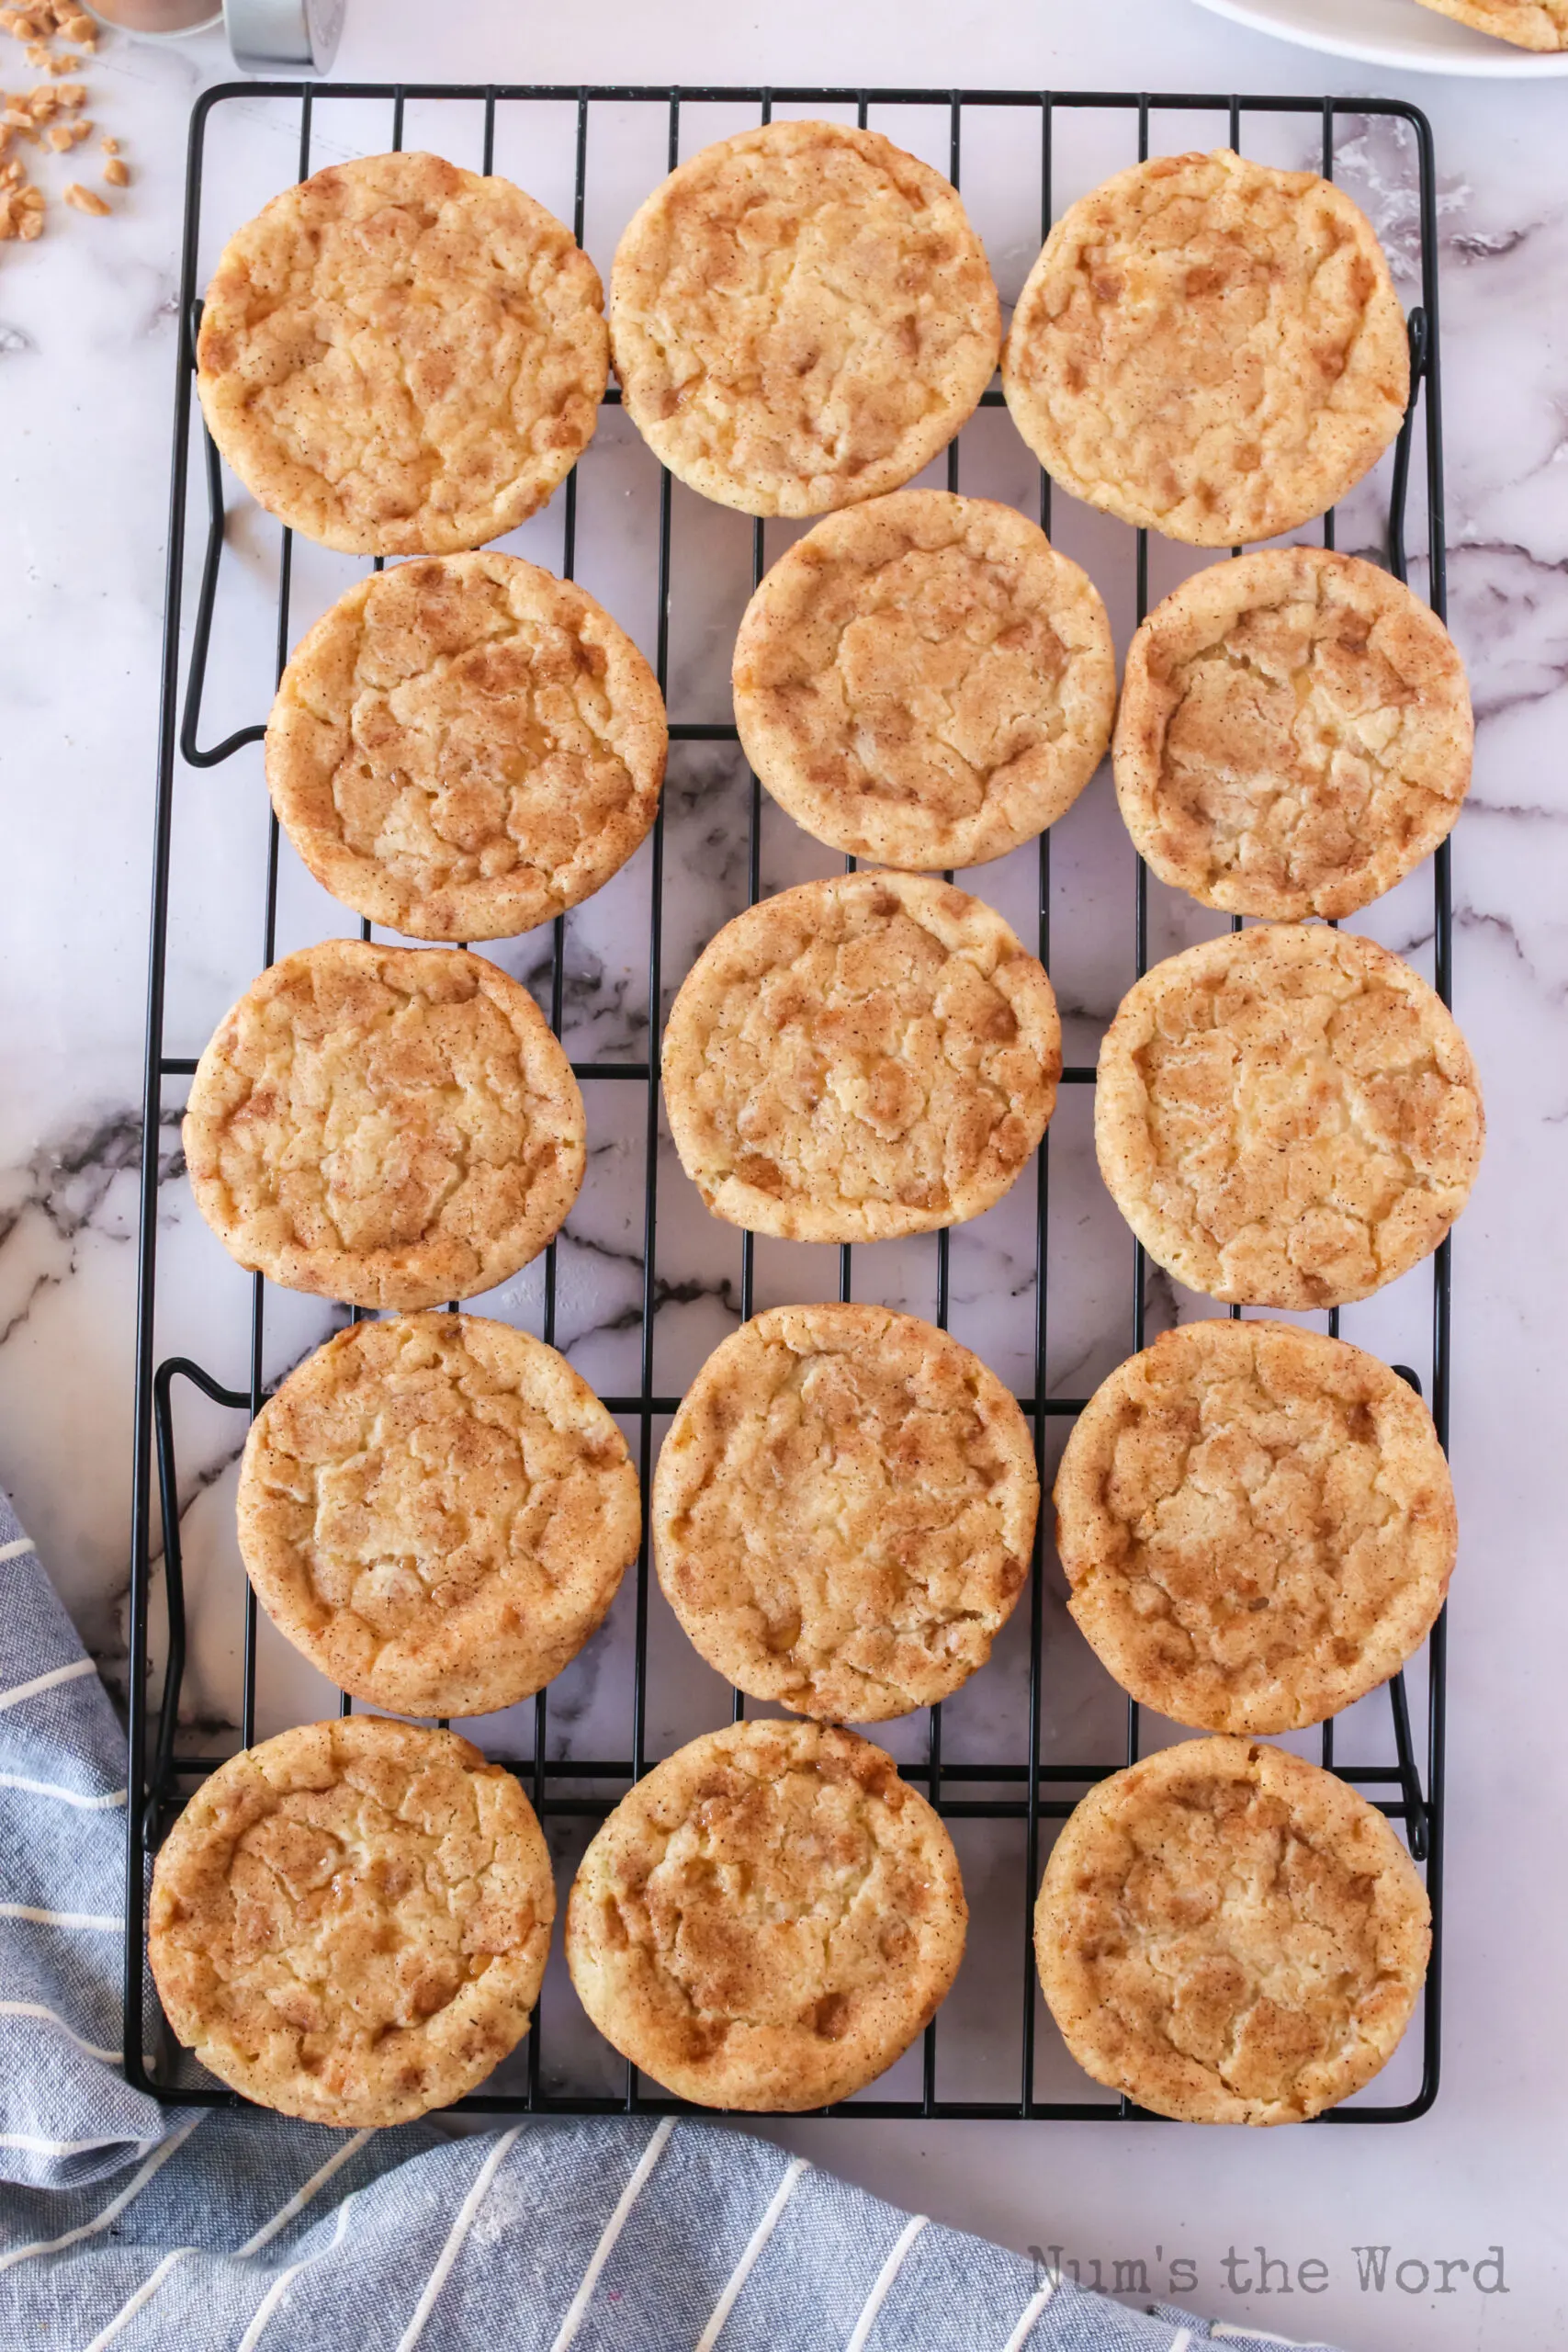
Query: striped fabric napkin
xmin=0 ymin=1488 xmax=1348 ymax=2351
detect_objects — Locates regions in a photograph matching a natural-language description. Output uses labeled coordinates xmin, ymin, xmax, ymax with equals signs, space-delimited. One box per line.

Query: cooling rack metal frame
xmin=127 ymin=79 xmax=1451 ymax=2124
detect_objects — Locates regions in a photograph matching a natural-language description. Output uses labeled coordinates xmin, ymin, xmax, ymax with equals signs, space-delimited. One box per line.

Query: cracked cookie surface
xmin=610 ymin=119 xmax=1000 ymax=517
xmin=1002 ymin=152 xmax=1409 ymax=547
xmin=197 ymin=152 xmax=607 ymax=556
xmin=654 ymin=1304 xmax=1037 ymax=1722
xmin=1034 ymin=1736 xmax=1429 ymax=2123
xmin=1055 ymin=1320 xmax=1455 ymax=1734
xmin=1114 ymin=549 xmax=1472 ymax=922
xmin=184 ymin=940 xmax=584 ymax=1310
xmin=1094 ymin=925 xmax=1483 ymax=1308
xmin=266 ymin=554 xmax=667 ymax=942
xmin=238 ymin=1313 xmax=640 ymax=1717
xmin=733 ymin=491 xmax=1115 ymax=870
xmin=565 ymin=1720 xmax=966 ymax=2109
xmin=1412 ymin=0 xmax=1568 ymax=44
xmin=662 ymin=871 xmax=1060 ymax=1242
xmin=149 ymin=1717 xmax=554 ymax=2126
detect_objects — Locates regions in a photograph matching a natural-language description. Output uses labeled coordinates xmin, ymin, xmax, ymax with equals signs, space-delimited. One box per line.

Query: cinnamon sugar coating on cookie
xmin=150 ymin=1718 xmax=554 ymax=2126
xmin=734 ymin=491 xmax=1115 ymax=870
xmin=1411 ymin=0 xmax=1567 ymax=46
xmin=266 ymin=555 xmax=666 ymax=941
xmin=662 ymin=872 xmax=1060 ymax=1242
xmin=1034 ymin=1737 xmax=1429 ymax=2123
xmin=197 ymin=152 xmax=607 ymax=555
xmin=1114 ymin=549 xmax=1472 ymax=922
xmin=566 ymin=1720 xmax=966 ymax=2109
xmin=239 ymin=1314 xmax=639 ymax=1717
xmin=611 ymin=120 xmax=1000 ymax=517
xmin=654 ymin=1304 xmax=1037 ymax=1721
xmin=184 ymin=940 xmax=584 ymax=1310
xmin=1094 ymin=925 xmax=1483 ymax=1308
xmin=1003 ymin=152 xmax=1409 ymax=547
xmin=1055 ymin=1320 xmax=1456 ymax=1733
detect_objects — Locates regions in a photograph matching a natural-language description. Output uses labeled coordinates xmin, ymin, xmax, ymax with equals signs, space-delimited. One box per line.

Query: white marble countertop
xmin=3 ymin=2 xmax=1565 ymax=2345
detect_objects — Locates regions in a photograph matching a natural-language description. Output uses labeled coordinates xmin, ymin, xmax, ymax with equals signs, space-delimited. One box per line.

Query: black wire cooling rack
xmin=127 ymin=80 xmax=1451 ymax=2123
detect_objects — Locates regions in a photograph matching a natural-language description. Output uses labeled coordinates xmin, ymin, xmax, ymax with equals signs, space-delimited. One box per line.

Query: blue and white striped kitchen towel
xmin=0 ymin=1487 xmax=1348 ymax=2351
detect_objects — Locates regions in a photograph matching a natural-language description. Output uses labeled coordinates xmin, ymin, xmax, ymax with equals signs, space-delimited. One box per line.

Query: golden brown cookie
xmin=1411 ymin=0 xmax=1567 ymax=44
xmin=266 ymin=555 xmax=667 ymax=942
xmin=237 ymin=1314 xmax=640 ymax=1718
xmin=654 ymin=1304 xmax=1037 ymax=1722
xmin=662 ymin=872 xmax=1060 ymax=1242
xmin=197 ymin=152 xmax=608 ymax=555
xmin=732 ymin=492 xmax=1115 ymax=870
xmin=610 ymin=119 xmax=1000 ymax=517
xmin=566 ymin=1720 xmax=965 ymax=2109
xmin=1094 ymin=925 xmax=1483 ymax=1308
xmin=184 ymin=940 xmax=584 ymax=1311
xmin=1035 ymin=1736 xmax=1429 ymax=2123
xmin=1054 ymin=1320 xmax=1455 ymax=1734
xmin=1113 ymin=549 xmax=1472 ymax=921
xmin=1002 ymin=152 xmax=1409 ymax=547
xmin=149 ymin=1717 xmax=554 ymax=2126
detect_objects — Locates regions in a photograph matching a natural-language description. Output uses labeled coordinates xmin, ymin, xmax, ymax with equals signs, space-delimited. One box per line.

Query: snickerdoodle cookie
xmin=661 ymin=872 xmax=1060 ymax=1241
xmin=1094 ymin=925 xmax=1483 ymax=1308
xmin=654 ymin=1304 xmax=1037 ymax=1721
xmin=149 ymin=1717 xmax=554 ymax=2126
xmin=266 ymin=555 xmax=667 ymax=941
xmin=1054 ymin=1320 xmax=1455 ymax=1734
xmin=732 ymin=491 xmax=1115 ymax=870
xmin=237 ymin=1314 xmax=640 ymax=1718
xmin=566 ymin=1719 xmax=966 ymax=2109
xmin=610 ymin=119 xmax=1000 ymax=517
xmin=1002 ymin=152 xmax=1409 ymax=547
xmin=197 ymin=152 xmax=608 ymax=555
xmin=1034 ymin=1736 xmax=1430 ymax=2123
xmin=1114 ymin=549 xmax=1472 ymax=921
xmin=184 ymin=940 xmax=584 ymax=1310
xmin=1411 ymin=0 xmax=1567 ymax=45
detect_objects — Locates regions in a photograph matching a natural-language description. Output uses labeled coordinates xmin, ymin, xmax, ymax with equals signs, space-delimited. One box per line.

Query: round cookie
xmin=1002 ymin=151 xmax=1410 ymax=548
xmin=197 ymin=152 xmax=608 ymax=556
xmin=237 ymin=1313 xmax=640 ymax=1718
xmin=1034 ymin=1736 xmax=1430 ymax=2124
xmin=1094 ymin=925 xmax=1483 ymax=1308
xmin=733 ymin=492 xmax=1116 ymax=871
xmin=610 ymin=119 xmax=1000 ymax=518
xmin=1412 ymin=0 xmax=1568 ymax=45
xmin=662 ymin=872 xmax=1060 ymax=1242
xmin=1054 ymin=1320 xmax=1456 ymax=1735
xmin=266 ymin=555 xmax=667 ymax=942
xmin=1114 ymin=549 xmax=1472 ymax=922
xmin=149 ymin=1717 xmax=555 ymax=2126
xmin=566 ymin=1719 xmax=966 ymax=2109
xmin=654 ymin=1304 xmax=1038 ymax=1722
xmin=184 ymin=940 xmax=584 ymax=1311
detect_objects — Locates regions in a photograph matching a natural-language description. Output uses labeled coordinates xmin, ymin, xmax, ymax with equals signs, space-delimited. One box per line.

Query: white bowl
xmin=1193 ymin=0 xmax=1568 ymax=75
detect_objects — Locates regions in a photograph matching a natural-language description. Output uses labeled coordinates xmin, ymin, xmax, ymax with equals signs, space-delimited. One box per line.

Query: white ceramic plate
xmin=1193 ymin=0 xmax=1568 ymax=75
